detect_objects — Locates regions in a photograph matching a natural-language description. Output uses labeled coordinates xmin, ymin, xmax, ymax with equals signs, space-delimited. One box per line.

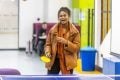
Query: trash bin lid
xmin=80 ymin=46 xmax=97 ymax=52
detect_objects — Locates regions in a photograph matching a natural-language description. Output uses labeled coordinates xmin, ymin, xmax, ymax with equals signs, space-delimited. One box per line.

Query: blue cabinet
xmin=103 ymin=56 xmax=120 ymax=80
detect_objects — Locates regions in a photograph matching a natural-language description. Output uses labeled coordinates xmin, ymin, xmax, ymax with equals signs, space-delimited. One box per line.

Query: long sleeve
xmin=64 ymin=32 xmax=80 ymax=54
xmin=44 ymin=30 xmax=52 ymax=53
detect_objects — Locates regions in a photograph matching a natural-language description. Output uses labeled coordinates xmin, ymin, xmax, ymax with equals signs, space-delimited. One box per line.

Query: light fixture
xmin=11 ymin=0 xmax=15 ymax=2
xmin=23 ymin=0 xmax=27 ymax=1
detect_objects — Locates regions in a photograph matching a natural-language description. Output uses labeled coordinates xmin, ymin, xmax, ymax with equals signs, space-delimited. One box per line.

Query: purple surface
xmin=0 ymin=68 xmax=21 ymax=75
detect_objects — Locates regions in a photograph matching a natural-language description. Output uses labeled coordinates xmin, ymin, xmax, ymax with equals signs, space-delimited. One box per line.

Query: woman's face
xmin=58 ymin=11 xmax=70 ymax=25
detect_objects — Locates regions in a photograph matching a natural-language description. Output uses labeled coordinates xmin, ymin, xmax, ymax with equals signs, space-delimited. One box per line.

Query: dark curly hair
xmin=58 ymin=7 xmax=71 ymax=17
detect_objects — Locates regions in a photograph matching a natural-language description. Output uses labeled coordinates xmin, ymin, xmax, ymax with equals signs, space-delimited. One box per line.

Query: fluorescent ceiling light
xmin=11 ymin=0 xmax=15 ymax=2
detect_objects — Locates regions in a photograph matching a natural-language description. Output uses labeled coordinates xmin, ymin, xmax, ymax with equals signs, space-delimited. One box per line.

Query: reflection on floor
xmin=0 ymin=51 xmax=47 ymax=75
xmin=0 ymin=50 xmax=101 ymax=75
xmin=74 ymin=59 xmax=101 ymax=74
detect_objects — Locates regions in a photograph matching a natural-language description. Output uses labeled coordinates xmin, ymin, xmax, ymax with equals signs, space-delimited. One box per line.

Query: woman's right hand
xmin=45 ymin=51 xmax=51 ymax=58
xmin=45 ymin=51 xmax=51 ymax=70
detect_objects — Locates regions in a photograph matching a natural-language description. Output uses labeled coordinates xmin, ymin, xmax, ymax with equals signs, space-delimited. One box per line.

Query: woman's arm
xmin=64 ymin=32 xmax=80 ymax=53
xmin=44 ymin=30 xmax=52 ymax=56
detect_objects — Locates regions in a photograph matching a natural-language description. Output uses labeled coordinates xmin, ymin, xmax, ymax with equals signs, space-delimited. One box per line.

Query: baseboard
xmin=0 ymin=49 xmax=18 ymax=50
xmin=0 ymin=48 xmax=28 ymax=51
xmin=95 ymin=65 xmax=102 ymax=72
xmin=19 ymin=48 xmax=26 ymax=51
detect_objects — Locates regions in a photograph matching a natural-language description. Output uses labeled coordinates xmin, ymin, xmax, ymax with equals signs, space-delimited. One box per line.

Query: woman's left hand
xmin=56 ymin=37 xmax=67 ymax=44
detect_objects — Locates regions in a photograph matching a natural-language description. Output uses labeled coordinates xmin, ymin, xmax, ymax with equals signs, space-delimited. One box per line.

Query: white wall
xmin=99 ymin=30 xmax=111 ymax=67
xmin=19 ymin=0 xmax=71 ymax=48
xmin=47 ymin=0 xmax=71 ymax=22
xmin=111 ymin=0 xmax=120 ymax=54
xmin=95 ymin=0 xmax=111 ymax=68
xmin=19 ymin=0 xmax=44 ymax=48
xmin=95 ymin=0 xmax=101 ymax=67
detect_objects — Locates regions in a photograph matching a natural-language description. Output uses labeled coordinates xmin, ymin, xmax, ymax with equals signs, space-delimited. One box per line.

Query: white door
xmin=0 ymin=0 xmax=18 ymax=49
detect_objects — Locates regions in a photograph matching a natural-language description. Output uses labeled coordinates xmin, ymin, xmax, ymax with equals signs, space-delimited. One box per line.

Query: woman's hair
xmin=58 ymin=7 xmax=71 ymax=17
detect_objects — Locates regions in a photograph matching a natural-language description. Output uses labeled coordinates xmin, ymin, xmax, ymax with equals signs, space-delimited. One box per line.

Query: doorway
xmin=0 ymin=0 xmax=18 ymax=49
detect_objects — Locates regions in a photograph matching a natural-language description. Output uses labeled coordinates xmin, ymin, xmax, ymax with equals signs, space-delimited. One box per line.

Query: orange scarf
xmin=57 ymin=24 xmax=71 ymax=74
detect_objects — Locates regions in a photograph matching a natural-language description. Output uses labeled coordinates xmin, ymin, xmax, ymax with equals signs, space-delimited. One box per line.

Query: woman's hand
xmin=56 ymin=37 xmax=67 ymax=45
xmin=45 ymin=51 xmax=51 ymax=58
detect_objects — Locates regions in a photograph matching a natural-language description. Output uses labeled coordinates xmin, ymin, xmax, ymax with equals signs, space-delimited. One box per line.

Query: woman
xmin=44 ymin=7 xmax=80 ymax=74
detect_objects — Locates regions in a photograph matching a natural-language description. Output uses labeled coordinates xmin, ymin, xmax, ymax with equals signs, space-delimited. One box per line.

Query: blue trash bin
xmin=80 ymin=47 xmax=97 ymax=71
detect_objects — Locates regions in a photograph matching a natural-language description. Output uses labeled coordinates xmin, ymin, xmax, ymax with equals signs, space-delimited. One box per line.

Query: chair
xmin=0 ymin=68 xmax=21 ymax=75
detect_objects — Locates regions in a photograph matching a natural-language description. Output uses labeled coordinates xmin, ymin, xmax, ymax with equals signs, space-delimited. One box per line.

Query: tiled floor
xmin=75 ymin=59 xmax=101 ymax=74
xmin=0 ymin=50 xmax=101 ymax=75
xmin=0 ymin=51 xmax=47 ymax=75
